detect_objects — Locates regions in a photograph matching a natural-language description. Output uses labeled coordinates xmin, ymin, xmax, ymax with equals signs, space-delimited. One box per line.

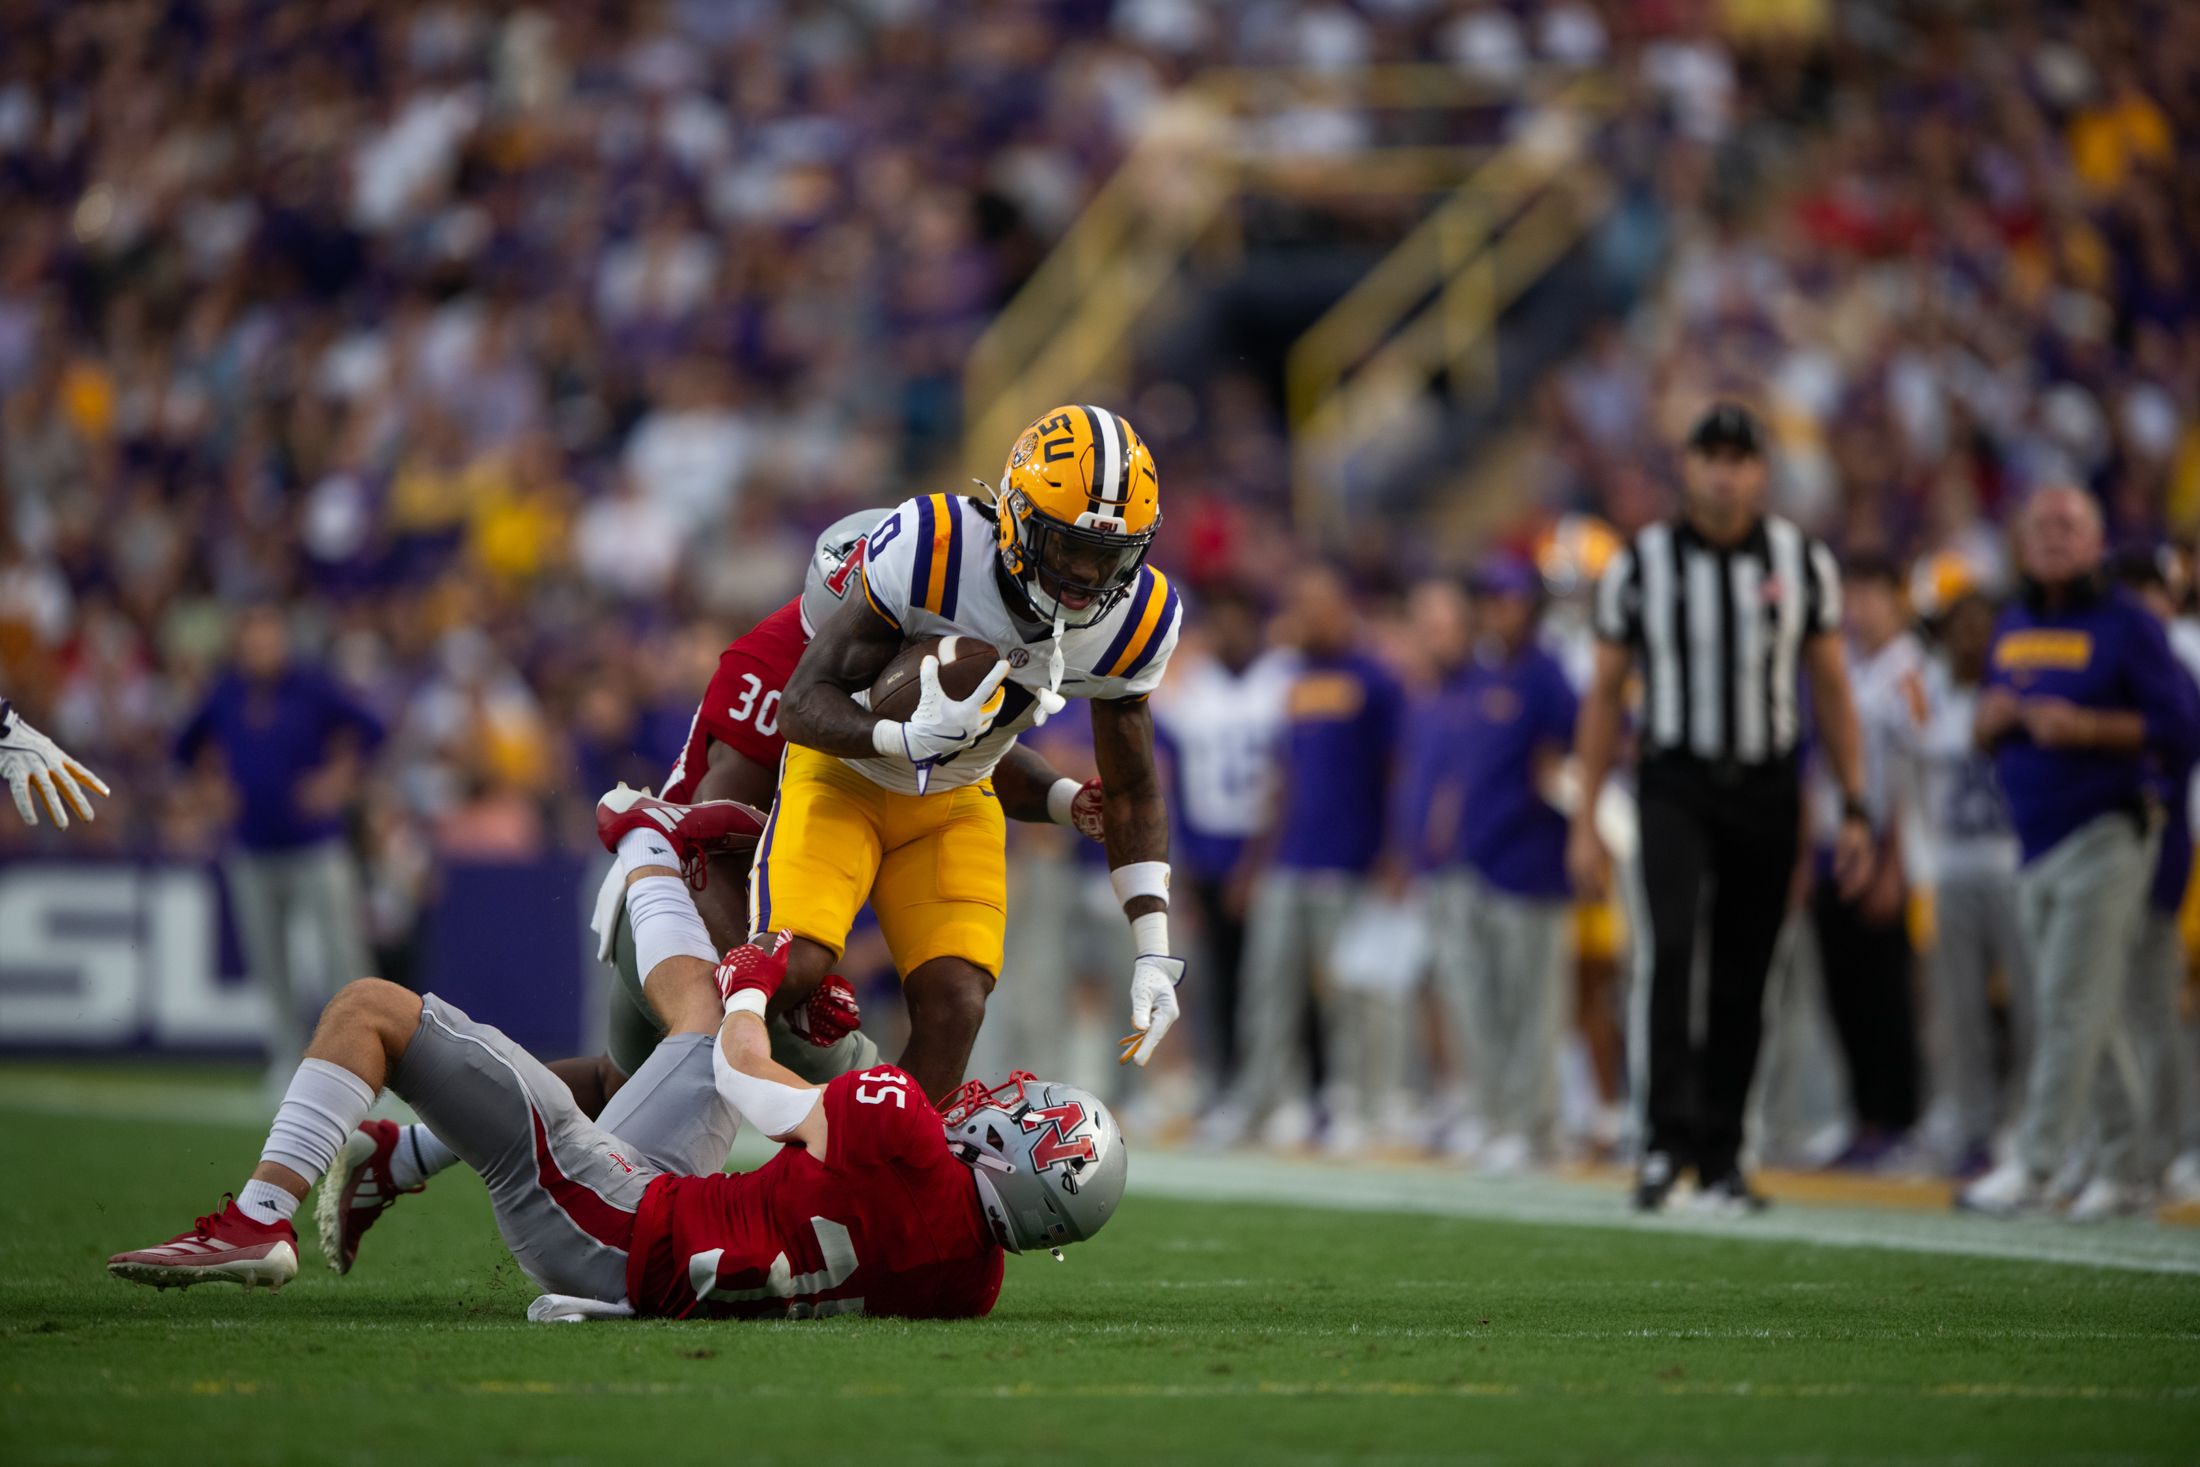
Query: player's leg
xmin=107 ymin=977 xmax=429 ymax=1293
xmin=321 ymin=855 xmax=737 ymax=1271
xmin=750 ymin=745 xmax=884 ymax=1007
xmin=873 ymin=781 xmax=1008 ymax=1103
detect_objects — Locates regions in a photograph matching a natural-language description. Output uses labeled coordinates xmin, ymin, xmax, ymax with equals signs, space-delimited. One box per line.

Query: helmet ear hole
xmin=986 ymin=1125 xmax=1006 ymax=1151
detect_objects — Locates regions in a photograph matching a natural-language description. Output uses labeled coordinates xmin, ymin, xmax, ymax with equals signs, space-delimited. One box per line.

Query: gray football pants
xmin=227 ymin=840 xmax=373 ymax=1077
xmin=1926 ymin=872 xmax=2033 ymax=1153
xmin=1429 ymin=869 xmax=1571 ymax=1151
xmin=1227 ymin=869 xmax=1358 ymax=1125
xmin=608 ymin=904 xmax=877 ymax=1083
xmin=393 ymin=995 xmax=734 ymax=1304
xmin=2013 ymin=813 xmax=2152 ymax=1180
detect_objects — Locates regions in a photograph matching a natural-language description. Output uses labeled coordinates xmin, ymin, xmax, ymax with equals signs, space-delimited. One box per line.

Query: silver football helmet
xmin=939 ymin=1072 xmax=1126 ymax=1253
xmin=799 ymin=509 xmax=891 ymax=637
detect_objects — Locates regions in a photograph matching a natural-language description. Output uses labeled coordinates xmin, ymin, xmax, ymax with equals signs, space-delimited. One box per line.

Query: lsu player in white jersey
xmin=770 ymin=404 xmax=1186 ymax=1101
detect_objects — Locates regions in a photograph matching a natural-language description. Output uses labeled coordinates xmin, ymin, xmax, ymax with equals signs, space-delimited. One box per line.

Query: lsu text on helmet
xmin=939 ymin=1071 xmax=1126 ymax=1252
xmin=996 ymin=405 xmax=1160 ymax=629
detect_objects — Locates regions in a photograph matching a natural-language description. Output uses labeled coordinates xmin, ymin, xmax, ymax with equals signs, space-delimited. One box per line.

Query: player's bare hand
xmin=1566 ymin=818 xmax=1611 ymax=900
xmin=0 ymin=704 xmax=110 ymax=829
xmin=1118 ymin=953 xmax=1185 ymax=1067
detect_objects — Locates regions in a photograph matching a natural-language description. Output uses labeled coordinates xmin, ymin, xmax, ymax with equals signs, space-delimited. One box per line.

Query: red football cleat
xmin=107 ymin=1197 xmax=299 ymax=1294
xmin=596 ymin=784 xmax=767 ymax=890
xmin=314 ymin=1119 xmax=421 ymax=1275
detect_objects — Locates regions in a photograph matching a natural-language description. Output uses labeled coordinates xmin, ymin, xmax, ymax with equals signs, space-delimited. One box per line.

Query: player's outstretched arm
xmin=711 ymin=937 xmax=831 ymax=1152
xmin=1091 ymin=697 xmax=1183 ymax=1065
xmin=780 ymin=593 xmax=908 ymax=758
xmin=0 ymin=700 xmax=111 ymax=828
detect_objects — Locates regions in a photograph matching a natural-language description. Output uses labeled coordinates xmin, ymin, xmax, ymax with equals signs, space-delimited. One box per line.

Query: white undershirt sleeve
xmin=711 ymin=1027 xmax=823 ymax=1139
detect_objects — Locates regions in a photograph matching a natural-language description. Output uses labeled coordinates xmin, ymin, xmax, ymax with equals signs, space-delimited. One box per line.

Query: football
xmin=867 ymin=634 xmax=1005 ymax=722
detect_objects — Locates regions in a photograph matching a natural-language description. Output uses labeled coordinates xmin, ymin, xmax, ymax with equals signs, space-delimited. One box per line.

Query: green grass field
xmin=2 ymin=1069 xmax=2196 ymax=1465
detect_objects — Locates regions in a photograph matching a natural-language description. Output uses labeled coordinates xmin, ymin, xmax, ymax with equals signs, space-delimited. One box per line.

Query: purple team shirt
xmin=1274 ymin=651 xmax=1404 ymax=874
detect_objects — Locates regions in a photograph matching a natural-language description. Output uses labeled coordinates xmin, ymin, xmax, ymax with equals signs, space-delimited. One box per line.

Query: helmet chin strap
xmin=1047 ymin=614 xmax=1067 ymax=696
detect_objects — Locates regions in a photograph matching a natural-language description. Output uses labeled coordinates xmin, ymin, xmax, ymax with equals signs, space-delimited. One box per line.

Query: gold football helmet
xmin=995 ymin=405 xmax=1160 ymax=628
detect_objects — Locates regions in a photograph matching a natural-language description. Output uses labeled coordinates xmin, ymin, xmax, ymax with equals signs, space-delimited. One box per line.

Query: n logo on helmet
xmin=824 ymin=537 xmax=867 ymax=596
xmin=1019 ymin=1102 xmax=1097 ymax=1168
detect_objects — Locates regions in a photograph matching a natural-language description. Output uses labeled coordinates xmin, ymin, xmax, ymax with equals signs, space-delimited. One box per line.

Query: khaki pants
xmin=1227 ymin=868 xmax=1357 ymax=1128
xmin=1429 ymin=868 xmax=1572 ymax=1153
xmin=226 ymin=840 xmax=371 ymax=1077
xmin=1926 ymin=871 xmax=2033 ymax=1154
xmin=2013 ymin=813 xmax=2153 ymax=1180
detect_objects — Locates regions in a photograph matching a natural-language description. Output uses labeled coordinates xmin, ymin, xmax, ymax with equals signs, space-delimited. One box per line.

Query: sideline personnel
xmin=1958 ymin=487 xmax=2200 ymax=1216
xmin=1570 ymin=403 xmax=1871 ymax=1213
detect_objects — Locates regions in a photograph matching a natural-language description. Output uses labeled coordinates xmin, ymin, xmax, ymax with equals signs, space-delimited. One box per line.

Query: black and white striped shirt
xmin=1594 ymin=514 xmax=1842 ymax=766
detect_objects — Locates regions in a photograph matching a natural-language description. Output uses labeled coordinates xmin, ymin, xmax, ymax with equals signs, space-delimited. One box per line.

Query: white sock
xmin=616 ymin=824 xmax=681 ymax=879
xmin=627 ymin=873 xmax=718 ymax=988
xmin=259 ymin=1058 xmax=378 ymax=1187
xmin=236 ymin=1178 xmax=299 ymax=1226
xmin=388 ymin=1124 xmax=461 ymax=1190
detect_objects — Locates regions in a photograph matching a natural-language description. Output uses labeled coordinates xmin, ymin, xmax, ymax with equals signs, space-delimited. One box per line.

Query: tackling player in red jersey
xmin=107 ymin=848 xmax=1123 ymax=1321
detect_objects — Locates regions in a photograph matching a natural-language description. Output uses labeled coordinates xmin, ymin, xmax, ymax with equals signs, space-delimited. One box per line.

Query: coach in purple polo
xmin=177 ymin=602 xmax=385 ymax=1084
xmin=1958 ymin=486 xmax=2200 ymax=1215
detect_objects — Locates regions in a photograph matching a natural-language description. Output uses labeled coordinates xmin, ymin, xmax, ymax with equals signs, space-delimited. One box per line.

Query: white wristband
xmin=1110 ymin=860 xmax=1170 ymax=908
xmin=1131 ymin=910 xmax=1170 ymax=957
xmin=725 ymin=988 xmax=768 ymax=1019
xmin=1046 ymin=777 xmax=1080 ymax=826
xmin=871 ymin=719 xmax=908 ymax=759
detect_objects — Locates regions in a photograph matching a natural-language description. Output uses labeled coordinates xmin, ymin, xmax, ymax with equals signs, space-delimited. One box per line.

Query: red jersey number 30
xmin=729 ymin=673 xmax=780 ymax=738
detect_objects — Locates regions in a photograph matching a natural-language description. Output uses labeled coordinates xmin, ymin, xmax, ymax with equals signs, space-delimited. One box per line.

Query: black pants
xmin=1637 ymin=759 xmax=1801 ymax=1182
xmin=1192 ymin=876 xmax=1248 ymax=1087
xmin=1811 ymin=878 xmax=1920 ymax=1135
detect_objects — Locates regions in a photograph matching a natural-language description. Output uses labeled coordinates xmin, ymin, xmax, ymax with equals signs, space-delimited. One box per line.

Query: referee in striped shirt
xmin=1570 ymin=403 xmax=1873 ymax=1212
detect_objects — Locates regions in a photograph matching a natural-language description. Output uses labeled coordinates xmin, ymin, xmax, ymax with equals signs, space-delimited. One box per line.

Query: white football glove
xmin=871 ymin=655 xmax=1011 ymax=794
xmin=1117 ymin=952 xmax=1185 ymax=1067
xmin=0 ymin=703 xmax=110 ymax=829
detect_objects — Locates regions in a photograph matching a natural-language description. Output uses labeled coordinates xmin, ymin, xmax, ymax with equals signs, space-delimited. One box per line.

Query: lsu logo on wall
xmin=1993 ymin=630 xmax=2092 ymax=686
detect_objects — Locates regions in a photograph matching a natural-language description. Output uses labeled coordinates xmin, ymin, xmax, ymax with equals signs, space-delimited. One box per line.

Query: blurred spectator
xmin=1811 ymin=555 xmax=1926 ymax=1167
xmin=1901 ymin=565 xmax=2030 ymax=1179
xmin=1205 ymin=565 xmax=1403 ymax=1150
xmin=174 ymin=603 xmax=382 ymax=1082
xmin=1961 ymin=487 xmax=2200 ymax=1216
xmin=1422 ymin=556 xmax=1579 ymax=1174
xmin=1151 ymin=582 xmax=1296 ymax=1095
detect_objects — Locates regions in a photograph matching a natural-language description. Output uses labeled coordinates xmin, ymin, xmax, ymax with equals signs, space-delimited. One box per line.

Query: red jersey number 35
xmin=855 ymin=1070 xmax=908 ymax=1108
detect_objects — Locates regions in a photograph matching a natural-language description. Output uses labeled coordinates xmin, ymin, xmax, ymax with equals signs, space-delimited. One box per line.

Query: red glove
xmin=714 ymin=930 xmax=792 ymax=1011
xmin=789 ymin=975 xmax=862 ymax=1047
xmin=1069 ymin=778 xmax=1106 ymax=844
